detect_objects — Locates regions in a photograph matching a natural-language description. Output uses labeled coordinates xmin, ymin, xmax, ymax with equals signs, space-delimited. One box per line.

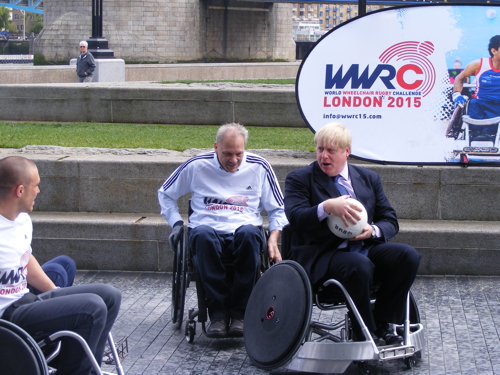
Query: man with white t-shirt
xmin=0 ymin=156 xmax=121 ymax=375
xmin=453 ymin=35 xmax=500 ymax=119
xmin=158 ymin=123 xmax=288 ymax=338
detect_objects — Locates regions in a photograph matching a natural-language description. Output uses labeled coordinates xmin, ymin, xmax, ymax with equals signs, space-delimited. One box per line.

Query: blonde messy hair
xmin=314 ymin=122 xmax=351 ymax=150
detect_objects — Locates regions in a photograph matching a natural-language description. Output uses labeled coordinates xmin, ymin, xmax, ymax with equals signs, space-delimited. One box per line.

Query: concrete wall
xmin=21 ymin=153 xmax=500 ymax=222
xmin=34 ymin=0 xmax=295 ymax=63
xmin=37 ymin=0 xmax=205 ymax=63
xmin=1 ymin=147 xmax=498 ymax=275
xmin=0 ymin=82 xmax=305 ymax=127
xmin=0 ymin=62 xmax=300 ymax=84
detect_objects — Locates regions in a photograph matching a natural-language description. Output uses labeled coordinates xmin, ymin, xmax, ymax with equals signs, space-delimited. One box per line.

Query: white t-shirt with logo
xmin=158 ymin=151 xmax=288 ymax=234
xmin=0 ymin=212 xmax=31 ymax=317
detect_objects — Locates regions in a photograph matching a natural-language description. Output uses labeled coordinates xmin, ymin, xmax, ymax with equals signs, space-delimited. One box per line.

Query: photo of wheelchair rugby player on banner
xmin=446 ymin=35 xmax=500 ymax=164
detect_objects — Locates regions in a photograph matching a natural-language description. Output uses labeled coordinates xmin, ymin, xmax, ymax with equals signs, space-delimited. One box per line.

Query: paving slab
xmin=76 ymin=270 xmax=500 ymax=375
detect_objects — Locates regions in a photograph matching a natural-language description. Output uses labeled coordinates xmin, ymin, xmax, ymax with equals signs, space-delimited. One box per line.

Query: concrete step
xmin=30 ymin=212 xmax=500 ymax=275
xmin=2 ymin=148 xmax=499 ymax=222
xmin=0 ymin=82 xmax=304 ymax=127
xmin=396 ymin=219 xmax=500 ymax=275
xmin=31 ymin=212 xmax=171 ymax=272
xmin=0 ymin=62 xmax=301 ymax=84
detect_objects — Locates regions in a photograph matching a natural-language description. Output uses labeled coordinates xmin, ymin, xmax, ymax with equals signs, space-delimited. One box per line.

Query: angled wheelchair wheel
xmin=394 ymin=290 xmax=421 ymax=333
xmin=398 ymin=290 xmax=422 ymax=369
xmin=171 ymin=227 xmax=188 ymax=329
xmin=409 ymin=290 xmax=420 ymax=324
xmin=408 ymin=290 xmax=422 ymax=359
xmin=0 ymin=319 xmax=49 ymax=375
xmin=171 ymin=240 xmax=181 ymax=326
xmin=244 ymin=260 xmax=312 ymax=370
xmin=396 ymin=291 xmax=421 ymax=332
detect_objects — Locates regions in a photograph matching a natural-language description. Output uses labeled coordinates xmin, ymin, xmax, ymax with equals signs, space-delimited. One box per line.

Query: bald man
xmin=0 ymin=156 xmax=121 ymax=375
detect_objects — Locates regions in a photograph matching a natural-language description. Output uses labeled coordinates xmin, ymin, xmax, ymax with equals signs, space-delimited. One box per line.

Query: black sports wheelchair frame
xmin=0 ymin=318 xmax=127 ymax=375
xmin=243 ymin=224 xmax=425 ymax=374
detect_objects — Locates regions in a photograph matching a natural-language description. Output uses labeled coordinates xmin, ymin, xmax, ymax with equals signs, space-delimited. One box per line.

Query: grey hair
xmin=216 ymin=123 xmax=248 ymax=145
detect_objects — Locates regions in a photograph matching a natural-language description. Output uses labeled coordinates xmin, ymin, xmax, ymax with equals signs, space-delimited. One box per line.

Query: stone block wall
xmin=34 ymin=0 xmax=295 ymax=63
xmin=206 ymin=1 xmax=295 ymax=60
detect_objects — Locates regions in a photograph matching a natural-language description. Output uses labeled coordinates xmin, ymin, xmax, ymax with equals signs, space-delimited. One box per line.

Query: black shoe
xmin=206 ymin=319 xmax=227 ymax=338
xmin=353 ymin=331 xmax=386 ymax=347
xmin=375 ymin=323 xmax=404 ymax=346
xmin=371 ymin=333 xmax=387 ymax=347
xmin=228 ymin=319 xmax=244 ymax=337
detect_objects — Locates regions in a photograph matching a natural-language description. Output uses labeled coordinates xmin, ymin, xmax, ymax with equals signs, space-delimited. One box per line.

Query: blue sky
xmin=446 ymin=5 xmax=500 ymax=69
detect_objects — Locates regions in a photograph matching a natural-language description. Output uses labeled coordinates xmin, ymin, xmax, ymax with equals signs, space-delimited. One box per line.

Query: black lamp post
xmin=358 ymin=0 xmax=366 ymax=16
xmin=87 ymin=0 xmax=114 ymax=58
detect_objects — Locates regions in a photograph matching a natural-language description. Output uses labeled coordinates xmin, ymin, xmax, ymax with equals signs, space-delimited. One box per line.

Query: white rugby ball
xmin=327 ymin=198 xmax=368 ymax=239
xmin=486 ymin=8 xmax=496 ymax=19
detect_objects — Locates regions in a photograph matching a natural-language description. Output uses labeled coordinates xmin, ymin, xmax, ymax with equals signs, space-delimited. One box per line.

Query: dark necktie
xmin=333 ymin=175 xmax=349 ymax=196
xmin=333 ymin=175 xmax=367 ymax=256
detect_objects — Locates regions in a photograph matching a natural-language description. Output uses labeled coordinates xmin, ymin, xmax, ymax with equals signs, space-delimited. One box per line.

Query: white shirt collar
xmin=337 ymin=162 xmax=350 ymax=182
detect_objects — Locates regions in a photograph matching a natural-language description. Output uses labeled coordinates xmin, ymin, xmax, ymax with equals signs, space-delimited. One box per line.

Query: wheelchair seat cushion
xmin=244 ymin=260 xmax=312 ymax=370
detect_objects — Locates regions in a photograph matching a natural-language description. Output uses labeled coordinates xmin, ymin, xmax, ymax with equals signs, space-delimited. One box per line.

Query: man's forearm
xmin=26 ymin=255 xmax=56 ymax=293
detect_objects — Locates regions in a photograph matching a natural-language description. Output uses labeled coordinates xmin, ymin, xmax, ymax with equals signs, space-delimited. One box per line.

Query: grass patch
xmin=159 ymin=78 xmax=296 ymax=85
xmin=0 ymin=122 xmax=315 ymax=151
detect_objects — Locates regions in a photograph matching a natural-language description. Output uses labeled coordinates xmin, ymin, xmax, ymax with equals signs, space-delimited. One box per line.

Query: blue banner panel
xmin=296 ymin=4 xmax=500 ymax=165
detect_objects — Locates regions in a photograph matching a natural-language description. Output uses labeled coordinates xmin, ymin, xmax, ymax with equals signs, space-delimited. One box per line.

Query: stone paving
xmin=77 ymin=270 xmax=500 ymax=375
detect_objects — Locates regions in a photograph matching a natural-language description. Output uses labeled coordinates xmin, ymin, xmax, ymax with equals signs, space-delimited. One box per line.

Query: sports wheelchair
xmin=0 ymin=318 xmax=126 ymax=375
xmin=170 ymin=221 xmax=270 ymax=343
xmin=243 ymin=225 xmax=425 ymax=374
xmin=446 ymin=97 xmax=500 ymax=163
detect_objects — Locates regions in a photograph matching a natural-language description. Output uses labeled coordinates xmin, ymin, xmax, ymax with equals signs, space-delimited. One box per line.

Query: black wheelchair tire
xmin=244 ymin=260 xmax=313 ymax=370
xmin=0 ymin=319 xmax=49 ymax=375
xmin=171 ymin=230 xmax=188 ymax=329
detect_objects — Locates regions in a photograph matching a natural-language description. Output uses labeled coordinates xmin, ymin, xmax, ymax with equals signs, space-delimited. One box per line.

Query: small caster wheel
xmin=356 ymin=361 xmax=369 ymax=375
xmin=405 ymin=354 xmax=417 ymax=369
xmin=185 ymin=321 xmax=196 ymax=343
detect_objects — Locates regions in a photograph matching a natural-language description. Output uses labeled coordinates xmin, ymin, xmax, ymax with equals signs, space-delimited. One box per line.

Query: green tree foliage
xmin=0 ymin=7 xmax=9 ymax=30
xmin=29 ymin=13 xmax=43 ymax=34
xmin=5 ymin=23 xmax=16 ymax=34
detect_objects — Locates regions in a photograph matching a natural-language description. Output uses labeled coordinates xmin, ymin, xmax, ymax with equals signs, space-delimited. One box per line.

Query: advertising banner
xmin=296 ymin=4 xmax=500 ymax=165
xmin=244 ymin=1 xmax=427 ymax=3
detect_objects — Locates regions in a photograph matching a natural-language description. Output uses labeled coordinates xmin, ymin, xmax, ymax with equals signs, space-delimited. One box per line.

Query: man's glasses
xmin=80 ymin=46 xmax=86 ymax=48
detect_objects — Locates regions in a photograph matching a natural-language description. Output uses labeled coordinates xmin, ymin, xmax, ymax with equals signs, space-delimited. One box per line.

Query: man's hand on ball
xmin=324 ymin=197 xmax=362 ymax=227
xmin=350 ymin=224 xmax=372 ymax=241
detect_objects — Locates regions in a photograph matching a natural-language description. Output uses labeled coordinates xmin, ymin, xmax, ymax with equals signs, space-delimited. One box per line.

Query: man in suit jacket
xmin=284 ymin=122 xmax=420 ymax=346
